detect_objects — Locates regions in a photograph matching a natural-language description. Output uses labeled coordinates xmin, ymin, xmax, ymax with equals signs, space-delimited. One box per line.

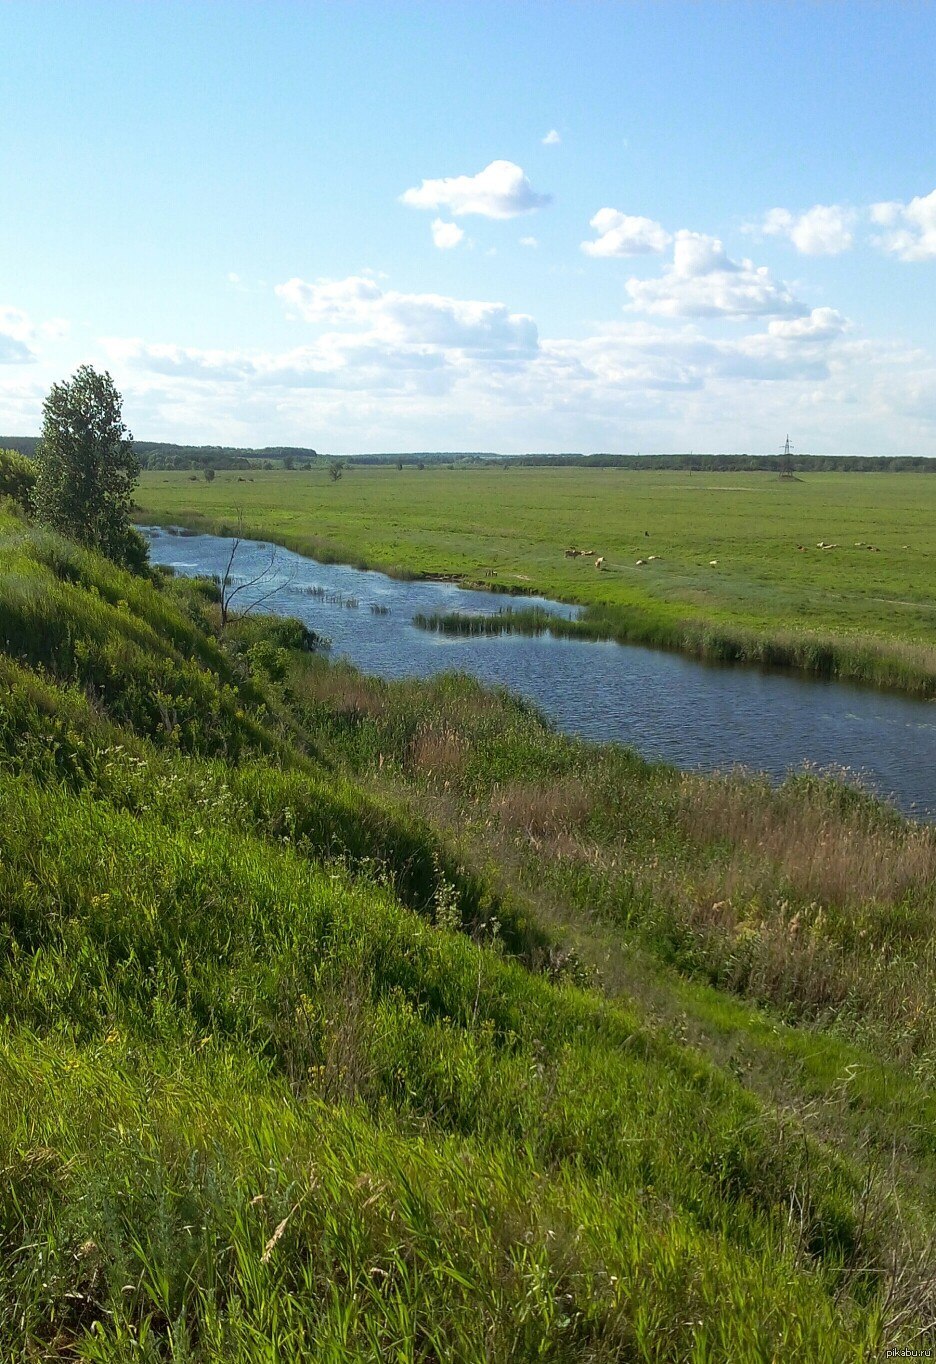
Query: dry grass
xmin=293 ymin=662 xmax=390 ymax=721
xmin=491 ymin=777 xmax=594 ymax=843
xmin=675 ymin=770 xmax=936 ymax=908
xmin=406 ymin=723 xmax=469 ymax=780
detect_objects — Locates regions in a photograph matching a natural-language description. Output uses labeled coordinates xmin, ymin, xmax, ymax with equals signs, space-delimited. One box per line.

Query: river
xmin=144 ymin=526 xmax=936 ymax=819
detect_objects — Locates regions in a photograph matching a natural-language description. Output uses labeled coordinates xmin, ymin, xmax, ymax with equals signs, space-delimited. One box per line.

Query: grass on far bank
xmin=136 ymin=464 xmax=936 ymax=694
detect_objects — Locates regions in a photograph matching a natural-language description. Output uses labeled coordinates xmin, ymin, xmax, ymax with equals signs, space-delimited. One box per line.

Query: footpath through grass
xmin=136 ymin=464 xmax=936 ymax=694
xmin=0 ymin=506 xmax=934 ymax=1359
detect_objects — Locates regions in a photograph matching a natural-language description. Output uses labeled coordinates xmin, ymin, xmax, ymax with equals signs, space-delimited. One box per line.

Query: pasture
xmin=137 ymin=464 xmax=936 ymax=692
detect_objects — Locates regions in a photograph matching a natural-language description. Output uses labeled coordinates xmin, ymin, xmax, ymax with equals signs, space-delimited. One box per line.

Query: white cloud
xmin=275 ymin=275 xmax=539 ymax=357
xmin=626 ymin=231 xmax=805 ymax=319
xmin=761 ymin=204 xmax=855 ymax=256
xmin=39 ymin=318 xmax=70 ymax=342
xmin=541 ymin=129 xmax=561 ymax=146
xmin=870 ymin=188 xmax=936 ymax=261
xmin=582 ymin=208 xmax=671 ymax=258
xmin=767 ymin=308 xmax=847 ymax=341
xmin=519 ymin=236 xmax=539 ymax=249
xmin=276 ymin=275 xmax=384 ymax=325
xmin=430 ymin=218 xmax=464 ymax=250
xmin=0 ymin=306 xmax=39 ymax=363
xmin=869 ymin=201 xmax=901 ymax=227
xmin=400 ymin=160 xmax=551 ymax=219
xmin=89 ymin=267 xmax=936 ymax=456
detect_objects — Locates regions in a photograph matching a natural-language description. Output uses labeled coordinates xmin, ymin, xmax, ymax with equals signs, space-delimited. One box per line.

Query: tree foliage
xmin=0 ymin=448 xmax=37 ymax=512
xmin=33 ymin=365 xmax=142 ymax=565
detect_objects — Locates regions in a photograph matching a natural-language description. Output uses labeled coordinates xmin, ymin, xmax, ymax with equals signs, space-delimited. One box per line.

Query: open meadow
xmin=137 ymin=465 xmax=936 ymax=694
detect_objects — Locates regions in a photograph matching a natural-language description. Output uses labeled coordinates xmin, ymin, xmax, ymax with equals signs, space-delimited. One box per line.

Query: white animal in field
xmin=595 ymin=556 xmax=605 ymax=569
xmin=709 ymin=559 xmax=718 ymax=566
xmin=635 ymin=558 xmax=646 ymax=566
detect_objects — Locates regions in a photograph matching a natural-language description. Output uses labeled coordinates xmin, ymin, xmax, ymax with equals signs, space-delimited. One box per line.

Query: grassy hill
xmin=0 ymin=504 xmax=933 ymax=1360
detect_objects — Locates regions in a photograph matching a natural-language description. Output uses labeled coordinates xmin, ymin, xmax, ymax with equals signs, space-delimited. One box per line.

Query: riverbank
xmin=136 ymin=462 xmax=936 ymax=697
xmin=413 ymin=603 xmax=936 ymax=697
xmin=3 ymin=508 xmax=935 ymax=1353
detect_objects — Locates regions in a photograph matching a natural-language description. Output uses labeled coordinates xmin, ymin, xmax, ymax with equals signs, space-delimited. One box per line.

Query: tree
xmin=34 ymin=365 xmax=141 ymax=564
xmin=203 ymin=466 xmax=216 ymax=482
xmin=328 ymin=460 xmax=344 ymax=482
xmin=0 ymin=448 xmax=37 ymax=512
xmin=217 ymin=515 xmax=296 ymax=628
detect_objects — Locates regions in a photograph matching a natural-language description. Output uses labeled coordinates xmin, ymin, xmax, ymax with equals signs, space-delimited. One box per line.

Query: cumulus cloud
xmin=93 ymin=265 xmax=936 ymax=456
xmin=276 ymin=275 xmax=383 ymax=325
xmin=0 ymin=306 xmax=39 ymax=363
xmin=760 ymin=204 xmax=855 ymax=255
xmin=626 ymin=231 xmax=805 ymax=319
xmin=870 ymin=188 xmax=936 ymax=261
xmin=767 ymin=308 xmax=847 ymax=341
xmin=519 ymin=236 xmax=539 ymax=249
xmin=275 ymin=275 xmax=539 ymax=357
xmin=541 ymin=129 xmax=561 ymax=146
xmin=582 ymin=208 xmax=671 ymax=258
xmin=400 ymin=160 xmax=551 ymax=219
xmin=430 ymin=218 xmax=464 ymax=250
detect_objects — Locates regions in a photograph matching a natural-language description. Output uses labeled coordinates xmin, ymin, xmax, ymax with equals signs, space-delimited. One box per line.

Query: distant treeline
xmin=351 ymin=452 xmax=500 ymax=465
xmin=0 ymin=438 xmax=321 ymax=472
xmin=3 ymin=437 xmax=932 ymax=474
xmin=508 ymin=452 xmax=936 ymax=472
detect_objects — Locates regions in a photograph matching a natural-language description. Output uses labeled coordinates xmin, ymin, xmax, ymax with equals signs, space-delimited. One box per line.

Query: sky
xmin=2 ymin=1 xmax=936 ymax=455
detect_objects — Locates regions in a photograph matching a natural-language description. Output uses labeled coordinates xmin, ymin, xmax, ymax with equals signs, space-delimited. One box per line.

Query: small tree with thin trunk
xmin=34 ymin=365 xmax=140 ymax=564
xmin=217 ymin=516 xmax=296 ymax=628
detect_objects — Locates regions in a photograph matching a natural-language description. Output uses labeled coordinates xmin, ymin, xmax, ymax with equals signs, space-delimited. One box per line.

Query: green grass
xmin=136 ymin=464 xmax=936 ymax=693
xmin=0 ymin=505 xmax=934 ymax=1358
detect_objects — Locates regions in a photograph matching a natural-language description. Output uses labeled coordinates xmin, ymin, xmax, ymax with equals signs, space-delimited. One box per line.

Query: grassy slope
xmin=136 ymin=465 xmax=936 ymax=694
xmin=0 ymin=508 xmax=933 ymax=1359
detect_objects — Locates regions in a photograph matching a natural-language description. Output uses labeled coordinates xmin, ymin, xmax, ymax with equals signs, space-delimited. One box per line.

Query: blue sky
xmin=2 ymin=1 xmax=936 ymax=453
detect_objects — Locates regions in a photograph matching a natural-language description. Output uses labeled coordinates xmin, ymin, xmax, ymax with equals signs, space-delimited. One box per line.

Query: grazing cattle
xmin=564 ymin=548 xmax=577 ymax=557
xmin=635 ymin=558 xmax=646 ymax=566
xmin=709 ymin=559 xmax=718 ymax=566
xmin=644 ymin=530 xmax=649 ymax=538
xmin=647 ymin=555 xmax=658 ymax=561
xmin=595 ymin=556 xmax=605 ymax=569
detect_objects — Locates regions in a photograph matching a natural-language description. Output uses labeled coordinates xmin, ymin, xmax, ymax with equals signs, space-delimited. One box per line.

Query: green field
xmin=137 ymin=465 xmax=936 ymax=694
xmin=1 ymin=504 xmax=935 ymax=1357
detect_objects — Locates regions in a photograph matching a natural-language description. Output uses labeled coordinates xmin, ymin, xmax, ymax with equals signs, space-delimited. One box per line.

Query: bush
xmin=0 ymin=448 xmax=36 ymax=512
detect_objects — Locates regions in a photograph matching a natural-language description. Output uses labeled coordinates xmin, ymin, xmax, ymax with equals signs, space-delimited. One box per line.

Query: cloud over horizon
xmin=626 ymin=232 xmax=805 ymax=320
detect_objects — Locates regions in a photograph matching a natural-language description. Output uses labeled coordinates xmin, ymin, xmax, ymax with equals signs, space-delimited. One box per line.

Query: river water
xmin=144 ymin=526 xmax=936 ymax=819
